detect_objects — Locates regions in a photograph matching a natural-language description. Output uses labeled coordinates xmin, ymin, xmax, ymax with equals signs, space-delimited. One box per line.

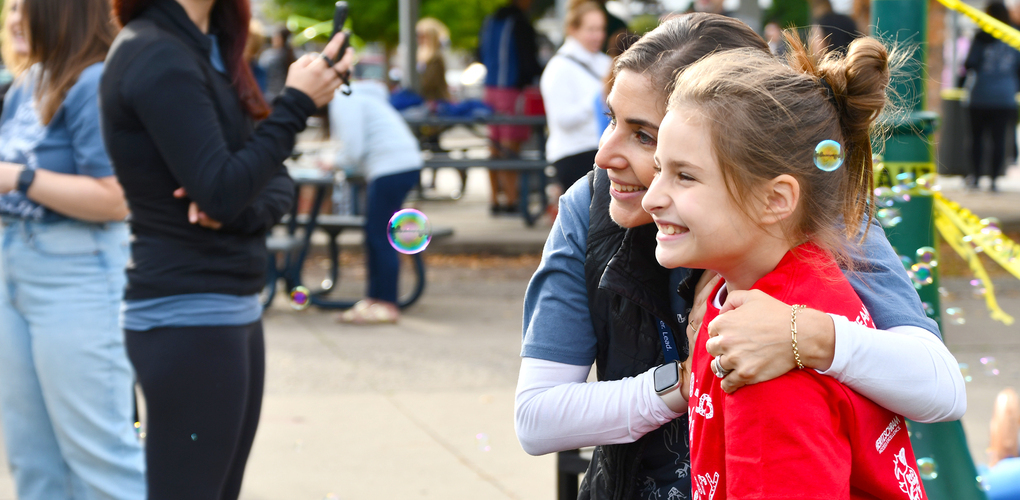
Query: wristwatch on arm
xmin=654 ymin=360 xmax=687 ymax=413
xmin=16 ymin=167 xmax=35 ymax=195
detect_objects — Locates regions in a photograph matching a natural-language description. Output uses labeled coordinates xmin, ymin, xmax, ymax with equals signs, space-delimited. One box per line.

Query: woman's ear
xmin=760 ymin=174 xmax=799 ymax=225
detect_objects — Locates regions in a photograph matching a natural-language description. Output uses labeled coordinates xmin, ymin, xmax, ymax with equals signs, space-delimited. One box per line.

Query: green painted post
xmin=870 ymin=1 xmax=988 ymax=499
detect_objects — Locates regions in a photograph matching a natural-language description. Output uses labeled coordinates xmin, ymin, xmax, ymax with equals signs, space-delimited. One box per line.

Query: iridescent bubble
xmin=321 ymin=279 xmax=333 ymax=289
xmin=896 ymin=172 xmax=915 ymax=186
xmin=191 ymin=433 xmax=198 ymax=441
xmin=475 ymin=432 xmax=491 ymax=452
xmin=970 ymin=279 xmax=987 ymax=299
xmin=922 ymin=302 xmax=935 ymax=316
xmin=938 ymin=287 xmax=950 ymax=298
xmin=915 ymin=247 xmax=937 ymax=267
xmin=899 ymin=255 xmax=913 ymax=269
xmin=388 ymin=209 xmax=432 ymax=255
xmin=874 ymin=187 xmax=896 ymax=207
xmin=977 ymin=475 xmax=991 ymax=492
xmin=814 ymin=140 xmax=844 ymax=171
xmin=945 ymin=307 xmax=966 ymax=325
xmin=910 ymin=263 xmax=933 ymax=286
xmin=980 ymin=356 xmax=1000 ymax=376
xmin=917 ymin=457 xmax=938 ymax=480
xmin=290 ymin=286 xmax=311 ymax=311
xmin=959 ymin=363 xmax=972 ymax=383
xmin=916 ymin=173 xmax=938 ymax=191
xmin=980 ymin=217 xmax=1002 ymax=236
xmin=877 ymin=208 xmax=902 ymax=228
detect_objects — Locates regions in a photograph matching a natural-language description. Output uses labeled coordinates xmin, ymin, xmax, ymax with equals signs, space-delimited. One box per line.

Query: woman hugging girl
xmin=642 ymin=34 xmax=928 ymax=499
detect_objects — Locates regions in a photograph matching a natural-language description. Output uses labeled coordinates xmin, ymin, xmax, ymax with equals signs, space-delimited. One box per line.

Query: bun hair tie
xmin=819 ymin=77 xmax=838 ymax=108
xmin=814 ymin=140 xmax=844 ymax=172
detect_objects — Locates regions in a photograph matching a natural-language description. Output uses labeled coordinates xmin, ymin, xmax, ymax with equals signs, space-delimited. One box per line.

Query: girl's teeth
xmin=660 ymin=224 xmax=686 ymax=235
xmin=611 ymin=181 xmax=646 ymax=193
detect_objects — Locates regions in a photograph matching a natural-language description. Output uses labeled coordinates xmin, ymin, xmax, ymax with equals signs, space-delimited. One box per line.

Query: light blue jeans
xmin=0 ymin=219 xmax=145 ymax=500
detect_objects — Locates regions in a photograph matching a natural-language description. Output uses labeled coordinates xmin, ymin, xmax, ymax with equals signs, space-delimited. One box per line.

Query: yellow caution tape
xmin=874 ymin=162 xmax=936 ymax=187
xmin=935 ymin=0 xmax=1020 ymax=51
xmin=933 ymin=192 xmax=1019 ymax=325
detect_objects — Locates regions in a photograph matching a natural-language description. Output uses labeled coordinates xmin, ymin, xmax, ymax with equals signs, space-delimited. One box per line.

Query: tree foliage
xmin=267 ymin=0 xmax=548 ymax=51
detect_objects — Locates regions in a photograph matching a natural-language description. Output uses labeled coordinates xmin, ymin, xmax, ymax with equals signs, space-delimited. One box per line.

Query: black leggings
xmin=969 ymin=107 xmax=1016 ymax=181
xmin=126 ymin=322 xmax=265 ymax=500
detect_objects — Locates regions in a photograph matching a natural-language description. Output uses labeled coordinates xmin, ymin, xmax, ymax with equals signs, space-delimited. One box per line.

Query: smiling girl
xmin=643 ymin=36 xmax=928 ymax=498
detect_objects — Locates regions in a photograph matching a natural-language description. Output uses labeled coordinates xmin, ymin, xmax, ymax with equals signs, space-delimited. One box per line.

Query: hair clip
xmin=814 ymin=140 xmax=843 ymax=172
xmin=819 ymin=77 xmax=838 ymax=108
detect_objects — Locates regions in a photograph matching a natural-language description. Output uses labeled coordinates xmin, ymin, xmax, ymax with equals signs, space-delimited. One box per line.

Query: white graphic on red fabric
xmin=694 ymin=392 xmax=714 ymax=419
xmin=855 ymin=305 xmax=873 ymax=327
xmin=692 ymin=472 xmax=719 ymax=500
xmin=876 ymin=416 xmax=902 ymax=454
xmin=894 ymin=448 xmax=923 ymax=500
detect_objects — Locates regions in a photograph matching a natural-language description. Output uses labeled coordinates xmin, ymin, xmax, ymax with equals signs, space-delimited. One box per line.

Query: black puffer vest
xmin=578 ymin=168 xmax=695 ymax=500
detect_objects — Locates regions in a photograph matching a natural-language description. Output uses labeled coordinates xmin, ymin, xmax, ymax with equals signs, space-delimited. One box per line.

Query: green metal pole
xmin=870 ymin=1 xmax=988 ymax=499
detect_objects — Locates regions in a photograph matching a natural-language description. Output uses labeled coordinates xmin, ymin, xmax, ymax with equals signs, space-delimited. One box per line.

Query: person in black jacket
xmin=99 ymin=0 xmax=352 ymax=498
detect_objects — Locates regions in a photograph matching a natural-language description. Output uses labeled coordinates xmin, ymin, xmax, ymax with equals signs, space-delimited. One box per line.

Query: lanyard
xmin=657 ymin=319 xmax=680 ymax=363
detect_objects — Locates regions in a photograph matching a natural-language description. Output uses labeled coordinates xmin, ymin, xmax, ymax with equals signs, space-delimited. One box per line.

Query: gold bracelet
xmin=791 ymin=304 xmax=806 ymax=369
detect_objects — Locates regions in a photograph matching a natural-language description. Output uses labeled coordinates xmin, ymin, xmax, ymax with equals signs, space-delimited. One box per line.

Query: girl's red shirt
xmin=688 ymin=243 xmax=928 ymax=500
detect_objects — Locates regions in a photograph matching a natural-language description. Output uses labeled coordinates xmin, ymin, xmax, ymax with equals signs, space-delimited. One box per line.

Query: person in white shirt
xmin=329 ymin=80 xmax=423 ymax=324
xmin=540 ymin=1 xmax=612 ymax=191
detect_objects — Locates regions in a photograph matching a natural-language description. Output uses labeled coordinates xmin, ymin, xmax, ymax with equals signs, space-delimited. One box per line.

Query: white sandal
xmin=337 ymin=300 xmax=399 ymax=325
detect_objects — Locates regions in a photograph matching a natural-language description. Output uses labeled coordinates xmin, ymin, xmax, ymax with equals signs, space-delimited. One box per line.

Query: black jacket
xmin=579 ymin=168 xmax=696 ymax=500
xmin=100 ymin=0 xmax=316 ymax=300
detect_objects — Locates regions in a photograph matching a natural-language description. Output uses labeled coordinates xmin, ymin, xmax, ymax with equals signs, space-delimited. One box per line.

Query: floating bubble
xmin=980 ymin=356 xmax=1000 ymax=376
xmin=938 ymin=287 xmax=951 ymax=299
xmin=321 ymin=279 xmax=334 ymax=289
xmin=977 ymin=475 xmax=991 ymax=492
xmin=980 ymin=217 xmax=1002 ymax=236
xmin=916 ymin=173 xmax=938 ymax=191
xmin=877 ymin=208 xmax=902 ymax=228
xmin=970 ymin=279 xmax=987 ymax=299
xmin=922 ymin=302 xmax=935 ymax=316
xmin=899 ymin=255 xmax=913 ymax=269
xmin=475 ymin=432 xmax=491 ymax=452
xmin=191 ymin=433 xmax=198 ymax=441
xmin=388 ymin=209 xmax=432 ymax=254
xmin=945 ymin=307 xmax=966 ymax=325
xmin=896 ymin=172 xmax=915 ymax=186
xmin=290 ymin=286 xmax=311 ymax=311
xmin=915 ymin=247 xmax=937 ymax=267
xmin=959 ymin=363 xmax=972 ymax=383
xmin=814 ymin=140 xmax=844 ymax=171
xmin=910 ymin=263 xmax=933 ymax=287
xmin=874 ymin=187 xmax=896 ymax=207
xmin=917 ymin=457 xmax=938 ymax=480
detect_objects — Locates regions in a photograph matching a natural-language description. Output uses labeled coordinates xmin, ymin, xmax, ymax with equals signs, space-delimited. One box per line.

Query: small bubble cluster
xmin=959 ymin=363 xmax=972 ymax=383
xmin=814 ymin=140 xmax=843 ymax=171
xmin=388 ymin=209 xmax=432 ymax=255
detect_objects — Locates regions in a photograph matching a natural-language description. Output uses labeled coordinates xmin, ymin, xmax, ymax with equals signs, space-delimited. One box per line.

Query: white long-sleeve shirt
xmin=328 ymin=81 xmax=422 ymax=181
xmin=539 ymin=38 xmax=611 ymax=163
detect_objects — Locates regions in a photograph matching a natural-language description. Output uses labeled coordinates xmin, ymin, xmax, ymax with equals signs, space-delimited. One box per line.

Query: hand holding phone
xmin=330 ymin=1 xmax=353 ymax=94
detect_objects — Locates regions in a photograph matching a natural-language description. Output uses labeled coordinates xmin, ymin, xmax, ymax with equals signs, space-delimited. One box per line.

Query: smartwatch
xmin=654 ymin=360 xmax=686 ymax=412
xmin=16 ymin=168 xmax=35 ymax=195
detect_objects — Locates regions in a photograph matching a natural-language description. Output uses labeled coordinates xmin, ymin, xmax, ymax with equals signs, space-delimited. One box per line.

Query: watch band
xmin=16 ymin=168 xmax=35 ymax=194
xmin=654 ymin=361 xmax=687 ymax=413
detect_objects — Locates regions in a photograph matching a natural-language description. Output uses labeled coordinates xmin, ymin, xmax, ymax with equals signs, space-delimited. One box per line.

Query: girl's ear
xmin=760 ymin=174 xmax=799 ymax=225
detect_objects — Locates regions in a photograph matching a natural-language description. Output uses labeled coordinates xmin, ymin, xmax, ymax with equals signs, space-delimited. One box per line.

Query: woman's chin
xmin=608 ymin=203 xmax=652 ymax=229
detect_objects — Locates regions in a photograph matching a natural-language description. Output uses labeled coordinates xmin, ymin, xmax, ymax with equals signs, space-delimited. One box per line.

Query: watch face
xmin=654 ymin=362 xmax=679 ymax=393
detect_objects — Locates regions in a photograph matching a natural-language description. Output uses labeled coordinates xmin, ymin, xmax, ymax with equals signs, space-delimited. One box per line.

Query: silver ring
xmin=712 ymin=356 xmax=731 ymax=379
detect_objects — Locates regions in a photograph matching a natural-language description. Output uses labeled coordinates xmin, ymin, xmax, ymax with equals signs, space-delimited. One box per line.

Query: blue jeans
xmin=0 ymin=219 xmax=145 ymax=500
xmin=365 ymin=169 xmax=420 ymax=303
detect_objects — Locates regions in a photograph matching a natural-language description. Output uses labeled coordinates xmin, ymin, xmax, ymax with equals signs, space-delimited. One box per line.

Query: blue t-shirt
xmin=0 ymin=62 xmax=112 ymax=221
xmin=983 ymin=457 xmax=1020 ymax=500
xmin=521 ymin=176 xmax=941 ymax=366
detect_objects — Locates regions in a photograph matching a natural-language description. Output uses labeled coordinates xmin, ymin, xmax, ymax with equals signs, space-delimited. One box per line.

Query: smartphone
xmin=331 ymin=2 xmax=350 ymax=65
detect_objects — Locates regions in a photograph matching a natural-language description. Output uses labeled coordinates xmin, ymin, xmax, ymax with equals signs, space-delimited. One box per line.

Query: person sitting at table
xmin=329 ymin=77 xmax=423 ymax=324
